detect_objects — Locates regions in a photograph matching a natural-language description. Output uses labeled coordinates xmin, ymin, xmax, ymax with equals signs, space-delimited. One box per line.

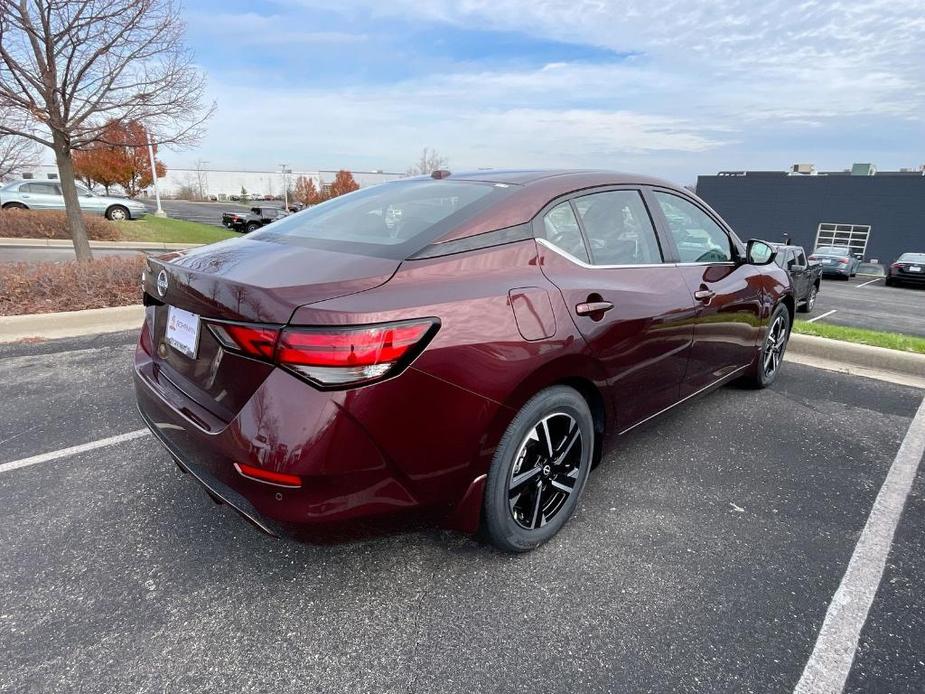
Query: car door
xmin=787 ymin=249 xmax=810 ymax=300
xmin=647 ymin=189 xmax=765 ymax=396
xmin=75 ymin=183 xmax=106 ymax=214
xmin=535 ymin=188 xmax=698 ymax=432
xmin=21 ymin=182 xmax=64 ymax=210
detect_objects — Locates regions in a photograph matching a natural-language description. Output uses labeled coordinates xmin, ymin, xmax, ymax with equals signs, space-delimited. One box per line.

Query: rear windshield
xmin=814 ymin=246 xmax=850 ymax=255
xmin=252 ymin=179 xmax=507 ymax=259
xmin=898 ymin=253 xmax=925 ymax=262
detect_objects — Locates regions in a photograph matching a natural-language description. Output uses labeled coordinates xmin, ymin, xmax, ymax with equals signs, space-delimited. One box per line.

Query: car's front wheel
xmin=246 ymin=222 xmax=260 ymax=233
xmin=106 ymin=205 xmax=129 ymax=221
xmin=482 ymin=385 xmax=594 ymax=552
xmin=742 ymin=304 xmax=790 ymax=388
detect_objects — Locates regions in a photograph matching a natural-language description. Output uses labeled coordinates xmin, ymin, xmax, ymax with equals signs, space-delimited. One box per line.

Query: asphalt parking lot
xmin=142 ymin=199 xmax=284 ymax=227
xmin=1 ymin=331 xmax=923 ymax=693
xmin=812 ymin=276 xmax=925 ymax=337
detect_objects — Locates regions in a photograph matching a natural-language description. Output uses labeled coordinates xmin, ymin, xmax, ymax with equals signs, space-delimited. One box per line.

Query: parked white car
xmin=0 ymin=179 xmax=148 ymax=220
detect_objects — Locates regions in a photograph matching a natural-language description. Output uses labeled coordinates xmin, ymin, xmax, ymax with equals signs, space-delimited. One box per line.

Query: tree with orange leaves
xmin=327 ymin=170 xmax=359 ymax=199
xmin=293 ymin=175 xmax=322 ymax=206
xmin=73 ymin=120 xmax=166 ymax=197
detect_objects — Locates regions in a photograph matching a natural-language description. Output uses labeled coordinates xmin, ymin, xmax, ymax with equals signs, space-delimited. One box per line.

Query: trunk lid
xmin=141 ymin=236 xmax=399 ymax=421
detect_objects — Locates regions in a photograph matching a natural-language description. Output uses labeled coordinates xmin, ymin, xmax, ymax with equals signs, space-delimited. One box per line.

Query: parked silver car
xmin=0 ymin=179 xmax=147 ymax=220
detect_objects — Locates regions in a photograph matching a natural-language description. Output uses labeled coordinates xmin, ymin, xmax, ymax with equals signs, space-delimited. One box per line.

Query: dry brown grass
xmin=0 ymin=208 xmax=121 ymax=241
xmin=0 ymin=255 xmax=145 ymax=316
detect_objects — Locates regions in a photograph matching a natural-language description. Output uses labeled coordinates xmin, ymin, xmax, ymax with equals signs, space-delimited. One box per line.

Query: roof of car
xmin=426 ymin=168 xmax=676 ymax=188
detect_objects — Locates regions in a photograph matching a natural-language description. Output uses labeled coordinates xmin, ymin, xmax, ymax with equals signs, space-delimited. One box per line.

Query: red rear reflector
xmin=234 ymin=462 xmax=301 ymax=488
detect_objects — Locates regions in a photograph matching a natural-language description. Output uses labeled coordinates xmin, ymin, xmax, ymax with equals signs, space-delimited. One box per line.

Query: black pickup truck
xmin=771 ymin=243 xmax=822 ymax=313
xmin=221 ymin=206 xmax=287 ymax=233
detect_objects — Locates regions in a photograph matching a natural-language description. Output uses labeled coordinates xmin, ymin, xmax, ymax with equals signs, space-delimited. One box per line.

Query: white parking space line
xmin=794 ymin=396 xmax=925 ymax=694
xmin=856 ymin=278 xmax=882 ymax=288
xmin=806 ymin=309 xmax=838 ymax=324
xmin=0 ymin=429 xmax=149 ymax=475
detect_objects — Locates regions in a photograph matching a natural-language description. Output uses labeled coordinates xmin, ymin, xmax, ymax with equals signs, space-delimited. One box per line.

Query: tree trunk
xmin=52 ymin=130 xmax=93 ymax=263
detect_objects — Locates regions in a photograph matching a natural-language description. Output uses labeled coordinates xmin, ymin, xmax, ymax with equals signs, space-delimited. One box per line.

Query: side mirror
xmin=789 ymin=264 xmax=806 ymax=272
xmin=746 ymin=239 xmax=775 ymax=266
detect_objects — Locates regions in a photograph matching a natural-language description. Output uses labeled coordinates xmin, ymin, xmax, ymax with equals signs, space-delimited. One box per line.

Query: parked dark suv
xmin=136 ymin=169 xmax=792 ymax=552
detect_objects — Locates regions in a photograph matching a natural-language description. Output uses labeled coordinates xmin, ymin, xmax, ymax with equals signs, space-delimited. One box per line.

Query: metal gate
xmin=814 ymin=223 xmax=871 ymax=258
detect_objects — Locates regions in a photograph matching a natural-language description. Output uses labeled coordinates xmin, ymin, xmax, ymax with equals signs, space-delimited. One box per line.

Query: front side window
xmin=541 ymin=201 xmax=589 ymax=263
xmin=653 ymin=192 xmax=732 ymax=263
xmin=795 ymin=250 xmax=807 ymax=266
xmin=573 ymin=190 xmax=662 ymax=265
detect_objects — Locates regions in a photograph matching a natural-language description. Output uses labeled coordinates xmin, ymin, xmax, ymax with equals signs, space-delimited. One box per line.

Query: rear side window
xmin=653 ymin=192 xmax=732 ymax=263
xmin=573 ymin=190 xmax=662 ymax=265
xmin=25 ymin=182 xmax=59 ymax=195
xmin=541 ymin=201 xmax=590 ymax=262
xmin=253 ymin=180 xmax=503 ymax=259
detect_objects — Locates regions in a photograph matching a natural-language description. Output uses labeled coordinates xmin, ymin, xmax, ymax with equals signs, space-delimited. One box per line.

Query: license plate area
xmin=166 ymin=305 xmax=201 ymax=359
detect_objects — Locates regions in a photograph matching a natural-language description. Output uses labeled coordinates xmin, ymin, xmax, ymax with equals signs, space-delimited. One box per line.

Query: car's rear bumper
xmin=137 ymin=402 xmax=281 ymax=536
xmin=821 ymin=267 xmax=851 ymax=277
xmin=891 ymin=273 xmax=925 ymax=285
xmin=133 ymin=335 xmax=502 ymax=536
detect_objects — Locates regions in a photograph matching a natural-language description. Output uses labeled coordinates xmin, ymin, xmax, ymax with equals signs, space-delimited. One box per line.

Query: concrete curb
xmin=786 ymin=333 xmax=925 ymax=389
xmin=0 ymin=237 xmax=202 ymax=251
xmin=0 ymin=305 xmax=145 ymax=343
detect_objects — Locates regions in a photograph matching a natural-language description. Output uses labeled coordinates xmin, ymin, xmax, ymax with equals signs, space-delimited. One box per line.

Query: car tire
xmin=106 ymin=205 xmax=129 ymax=221
xmin=2 ymin=202 xmax=28 ymax=211
xmin=741 ymin=303 xmax=790 ymax=389
xmin=245 ymin=222 xmax=260 ymax=233
xmin=482 ymin=385 xmax=594 ymax=553
xmin=885 ymin=277 xmax=895 ymax=287
xmin=798 ymin=285 xmax=817 ymax=313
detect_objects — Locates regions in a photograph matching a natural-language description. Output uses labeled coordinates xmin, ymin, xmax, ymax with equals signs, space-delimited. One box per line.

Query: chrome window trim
xmin=536 ymin=237 xmax=675 ymax=270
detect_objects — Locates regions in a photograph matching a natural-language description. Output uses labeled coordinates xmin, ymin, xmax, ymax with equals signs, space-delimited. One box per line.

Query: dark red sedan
xmin=135 ymin=170 xmax=792 ymax=552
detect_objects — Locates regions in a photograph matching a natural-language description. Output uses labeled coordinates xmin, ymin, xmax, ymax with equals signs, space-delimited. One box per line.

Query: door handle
xmin=575 ymin=301 xmax=614 ymax=316
xmin=694 ymin=289 xmax=715 ymax=302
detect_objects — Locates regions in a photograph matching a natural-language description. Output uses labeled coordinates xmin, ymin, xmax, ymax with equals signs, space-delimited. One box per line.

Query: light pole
xmin=280 ymin=163 xmax=291 ymax=209
xmin=146 ymin=131 xmax=166 ymax=217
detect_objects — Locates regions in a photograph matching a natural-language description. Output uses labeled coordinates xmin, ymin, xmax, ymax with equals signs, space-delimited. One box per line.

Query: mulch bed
xmin=0 ymin=255 xmax=145 ymax=316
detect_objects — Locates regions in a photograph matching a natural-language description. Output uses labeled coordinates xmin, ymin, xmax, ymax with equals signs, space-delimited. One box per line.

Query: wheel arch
xmin=780 ymin=293 xmax=795 ymax=328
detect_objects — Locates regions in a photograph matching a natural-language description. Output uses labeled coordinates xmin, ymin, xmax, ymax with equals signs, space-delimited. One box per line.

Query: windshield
xmin=252 ymin=179 xmax=506 ymax=259
xmin=814 ymin=246 xmax=850 ymax=255
xmin=898 ymin=253 xmax=925 ymax=263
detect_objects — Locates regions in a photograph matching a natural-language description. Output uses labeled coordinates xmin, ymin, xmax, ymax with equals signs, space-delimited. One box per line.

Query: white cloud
xmin=179 ymin=1 xmax=925 ymax=179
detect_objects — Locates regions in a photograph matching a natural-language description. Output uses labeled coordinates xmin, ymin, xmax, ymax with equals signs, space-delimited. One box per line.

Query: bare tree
xmin=0 ymin=0 xmax=214 ymax=261
xmin=0 ymin=105 xmax=38 ymax=180
xmin=406 ymin=147 xmax=449 ymax=176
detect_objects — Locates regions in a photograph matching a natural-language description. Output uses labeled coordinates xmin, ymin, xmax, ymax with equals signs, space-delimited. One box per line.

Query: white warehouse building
xmin=13 ymin=164 xmax=405 ymax=199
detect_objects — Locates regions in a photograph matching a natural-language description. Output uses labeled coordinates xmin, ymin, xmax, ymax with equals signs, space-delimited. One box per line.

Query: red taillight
xmin=234 ymin=462 xmax=301 ymax=488
xmin=838 ymin=257 xmax=850 ymax=264
xmin=277 ymin=320 xmax=437 ymax=387
xmin=207 ymin=318 xmax=438 ymax=388
xmin=209 ymin=323 xmax=279 ymax=359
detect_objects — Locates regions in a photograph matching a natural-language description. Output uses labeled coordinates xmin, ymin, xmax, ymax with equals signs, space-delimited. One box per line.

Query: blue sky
xmin=177 ymin=0 xmax=925 ymax=183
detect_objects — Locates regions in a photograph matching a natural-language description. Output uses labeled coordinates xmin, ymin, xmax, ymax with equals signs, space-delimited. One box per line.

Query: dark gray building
xmin=696 ymin=165 xmax=924 ymax=264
